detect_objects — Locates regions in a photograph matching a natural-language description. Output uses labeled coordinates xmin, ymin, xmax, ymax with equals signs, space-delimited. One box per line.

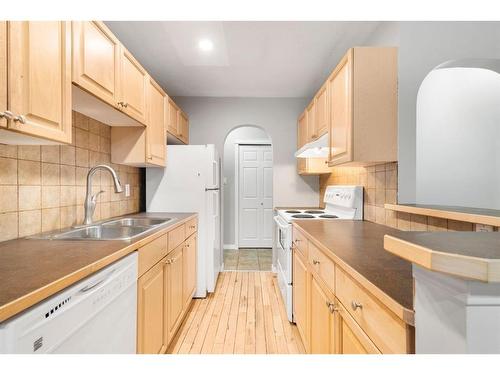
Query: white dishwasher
xmin=0 ymin=252 xmax=138 ymax=354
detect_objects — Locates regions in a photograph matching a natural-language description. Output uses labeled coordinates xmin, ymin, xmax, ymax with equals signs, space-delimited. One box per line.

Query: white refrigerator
xmin=146 ymin=145 xmax=222 ymax=298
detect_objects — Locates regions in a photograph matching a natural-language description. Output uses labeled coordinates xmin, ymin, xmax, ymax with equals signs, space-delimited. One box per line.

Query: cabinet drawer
xmin=138 ymin=234 xmax=167 ymax=277
xmin=308 ymin=241 xmax=335 ymax=293
xmin=335 ymin=267 xmax=408 ymax=353
xmin=185 ymin=217 xmax=197 ymax=238
xmin=168 ymin=224 xmax=186 ymax=252
xmin=292 ymin=227 xmax=307 ymax=259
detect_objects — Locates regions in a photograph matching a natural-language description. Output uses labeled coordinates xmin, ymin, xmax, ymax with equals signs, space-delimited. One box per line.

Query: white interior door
xmin=238 ymin=145 xmax=273 ymax=248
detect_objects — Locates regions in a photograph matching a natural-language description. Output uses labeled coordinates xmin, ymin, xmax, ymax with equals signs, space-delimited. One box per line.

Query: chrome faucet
xmin=83 ymin=165 xmax=123 ymax=225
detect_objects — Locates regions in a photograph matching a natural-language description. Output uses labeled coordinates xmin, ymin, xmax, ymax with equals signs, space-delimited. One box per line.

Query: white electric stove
xmin=273 ymin=185 xmax=364 ymax=322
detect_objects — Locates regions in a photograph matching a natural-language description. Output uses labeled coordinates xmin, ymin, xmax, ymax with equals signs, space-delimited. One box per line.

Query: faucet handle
xmin=91 ymin=190 xmax=105 ymax=204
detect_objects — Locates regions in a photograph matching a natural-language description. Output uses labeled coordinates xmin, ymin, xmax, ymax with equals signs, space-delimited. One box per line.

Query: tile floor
xmin=224 ymin=248 xmax=272 ymax=271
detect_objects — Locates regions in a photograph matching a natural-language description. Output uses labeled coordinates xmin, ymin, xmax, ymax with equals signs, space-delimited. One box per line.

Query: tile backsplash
xmin=0 ymin=111 xmax=142 ymax=242
xmin=319 ymin=162 xmax=488 ymax=232
xmin=319 ymin=162 xmax=398 ymax=226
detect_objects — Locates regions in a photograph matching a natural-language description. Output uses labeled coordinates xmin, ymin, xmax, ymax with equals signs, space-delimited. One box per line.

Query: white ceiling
xmin=105 ymin=21 xmax=381 ymax=98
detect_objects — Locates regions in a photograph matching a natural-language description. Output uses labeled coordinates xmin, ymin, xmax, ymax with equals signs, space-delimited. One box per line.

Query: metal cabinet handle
xmin=351 ymin=301 xmax=363 ymax=310
xmin=1 ymin=110 xmax=14 ymax=120
xmin=312 ymin=259 xmax=320 ymax=265
xmin=325 ymin=301 xmax=338 ymax=313
xmin=123 ymin=102 xmax=128 ymax=108
xmin=117 ymin=101 xmax=128 ymax=108
xmin=189 ymin=225 xmax=196 ymax=229
xmin=13 ymin=114 xmax=27 ymax=124
xmin=165 ymin=259 xmax=172 ymax=264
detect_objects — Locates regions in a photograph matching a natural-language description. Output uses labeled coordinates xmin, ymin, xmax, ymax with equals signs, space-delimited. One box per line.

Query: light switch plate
xmin=125 ymin=184 xmax=130 ymax=197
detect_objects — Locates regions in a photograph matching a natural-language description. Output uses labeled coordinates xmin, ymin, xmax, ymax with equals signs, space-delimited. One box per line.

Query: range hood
xmin=294 ymin=133 xmax=329 ymax=158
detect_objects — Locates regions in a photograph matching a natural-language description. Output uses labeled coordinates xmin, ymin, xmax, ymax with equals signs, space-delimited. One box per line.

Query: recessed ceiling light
xmin=198 ymin=39 xmax=214 ymax=52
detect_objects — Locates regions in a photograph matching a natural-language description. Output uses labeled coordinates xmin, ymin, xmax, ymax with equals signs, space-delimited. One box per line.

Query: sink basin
xmin=52 ymin=225 xmax=151 ymax=240
xmin=102 ymin=218 xmax=171 ymax=227
xmin=28 ymin=216 xmax=175 ymax=241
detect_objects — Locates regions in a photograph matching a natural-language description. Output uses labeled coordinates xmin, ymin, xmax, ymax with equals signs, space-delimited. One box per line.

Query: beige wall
xmin=319 ymin=162 xmax=493 ymax=232
xmin=0 ymin=111 xmax=142 ymax=242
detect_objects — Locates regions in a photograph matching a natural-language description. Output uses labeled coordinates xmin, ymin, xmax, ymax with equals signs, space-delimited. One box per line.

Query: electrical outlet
xmin=125 ymin=184 xmax=130 ymax=197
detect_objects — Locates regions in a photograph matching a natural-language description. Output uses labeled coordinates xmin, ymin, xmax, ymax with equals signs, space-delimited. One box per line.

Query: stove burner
xmin=292 ymin=214 xmax=315 ymax=219
xmin=319 ymin=214 xmax=338 ymax=219
xmin=304 ymin=210 xmax=325 ymax=214
xmin=285 ymin=210 xmax=301 ymax=213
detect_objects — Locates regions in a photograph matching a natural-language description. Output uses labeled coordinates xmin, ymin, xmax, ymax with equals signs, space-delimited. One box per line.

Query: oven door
xmin=273 ymin=215 xmax=292 ymax=284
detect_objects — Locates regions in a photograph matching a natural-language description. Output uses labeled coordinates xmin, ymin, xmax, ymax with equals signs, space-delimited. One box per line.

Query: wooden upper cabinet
xmin=119 ymin=47 xmax=147 ymax=124
xmin=5 ymin=21 xmax=71 ymax=144
xmin=310 ymin=275 xmax=336 ymax=354
xmin=137 ymin=260 xmax=166 ymax=354
xmin=145 ymin=77 xmax=166 ymax=166
xmin=306 ymin=100 xmax=316 ymax=142
xmin=328 ymin=50 xmax=352 ymax=166
xmin=0 ymin=21 xmax=6 ymax=129
xmin=166 ymin=97 xmax=189 ymax=144
xmin=315 ymin=83 xmax=328 ymax=138
xmin=328 ymin=47 xmax=398 ymax=167
xmin=297 ymin=110 xmax=307 ymax=149
xmin=72 ymin=21 xmax=120 ymax=107
xmin=182 ymin=235 xmax=197 ymax=306
xmin=167 ymin=97 xmax=179 ymax=135
xmin=178 ymin=111 xmax=189 ymax=144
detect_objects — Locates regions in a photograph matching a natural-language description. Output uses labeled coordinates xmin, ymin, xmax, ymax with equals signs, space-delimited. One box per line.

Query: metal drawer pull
xmin=312 ymin=259 xmax=320 ymax=265
xmin=13 ymin=115 xmax=26 ymax=124
xmin=351 ymin=301 xmax=363 ymax=310
xmin=0 ymin=111 xmax=14 ymax=120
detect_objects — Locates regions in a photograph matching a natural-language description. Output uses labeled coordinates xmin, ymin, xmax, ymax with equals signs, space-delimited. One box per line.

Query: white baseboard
xmin=223 ymin=244 xmax=237 ymax=250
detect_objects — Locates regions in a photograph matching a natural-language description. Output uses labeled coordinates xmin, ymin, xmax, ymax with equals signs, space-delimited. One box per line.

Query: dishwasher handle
xmin=79 ymin=269 xmax=115 ymax=293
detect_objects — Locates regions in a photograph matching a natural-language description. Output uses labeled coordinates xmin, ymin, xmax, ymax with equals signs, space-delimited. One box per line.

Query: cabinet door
xmin=72 ymin=21 xmax=120 ymax=107
xmin=137 ymin=260 xmax=166 ymax=354
xmin=146 ymin=77 xmax=166 ymax=166
xmin=166 ymin=245 xmax=184 ymax=338
xmin=0 ymin=21 xmax=6 ymax=129
xmin=293 ymin=251 xmax=309 ymax=352
xmin=337 ymin=304 xmax=380 ymax=354
xmin=306 ymin=100 xmax=316 ymax=142
xmin=183 ymin=235 xmax=197 ymax=306
xmin=297 ymin=110 xmax=307 ymax=149
xmin=310 ymin=274 xmax=335 ymax=354
xmin=178 ymin=111 xmax=189 ymax=144
xmin=167 ymin=98 xmax=179 ymax=136
xmin=315 ymin=83 xmax=328 ymax=137
xmin=8 ymin=21 xmax=72 ymax=143
xmin=328 ymin=50 xmax=353 ymax=165
xmin=119 ymin=47 xmax=147 ymax=124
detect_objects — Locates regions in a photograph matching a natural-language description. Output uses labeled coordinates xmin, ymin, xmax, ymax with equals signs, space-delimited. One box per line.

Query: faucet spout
xmin=83 ymin=165 xmax=122 ymax=225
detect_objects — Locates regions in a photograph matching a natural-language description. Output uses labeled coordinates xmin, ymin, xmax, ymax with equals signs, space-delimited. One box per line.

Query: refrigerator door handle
xmin=212 ymin=160 xmax=218 ymax=187
xmin=205 ymin=188 xmax=220 ymax=191
xmin=213 ymin=191 xmax=219 ymax=217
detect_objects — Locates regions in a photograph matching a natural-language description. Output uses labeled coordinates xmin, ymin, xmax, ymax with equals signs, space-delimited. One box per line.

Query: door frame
xmin=234 ymin=140 xmax=272 ymax=249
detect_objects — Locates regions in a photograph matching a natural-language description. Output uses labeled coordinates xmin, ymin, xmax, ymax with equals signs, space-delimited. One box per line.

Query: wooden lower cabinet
xmin=337 ymin=304 xmax=380 ymax=354
xmin=136 ymin=220 xmax=198 ymax=354
xmin=137 ymin=259 xmax=167 ymax=354
xmin=292 ymin=225 xmax=413 ymax=354
xmin=183 ymin=235 xmax=197 ymax=305
xmin=166 ymin=245 xmax=184 ymax=340
xmin=309 ymin=274 xmax=335 ymax=354
xmin=293 ymin=251 xmax=309 ymax=351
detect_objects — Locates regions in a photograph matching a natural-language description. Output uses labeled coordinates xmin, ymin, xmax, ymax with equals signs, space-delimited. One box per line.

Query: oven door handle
xmin=273 ymin=215 xmax=291 ymax=230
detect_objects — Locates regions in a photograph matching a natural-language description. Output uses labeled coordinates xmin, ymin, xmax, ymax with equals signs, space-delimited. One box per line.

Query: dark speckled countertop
xmin=293 ymin=220 xmax=414 ymax=314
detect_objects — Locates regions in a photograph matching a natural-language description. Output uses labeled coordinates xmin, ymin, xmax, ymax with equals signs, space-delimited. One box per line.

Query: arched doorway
xmin=222 ymin=125 xmax=273 ymax=271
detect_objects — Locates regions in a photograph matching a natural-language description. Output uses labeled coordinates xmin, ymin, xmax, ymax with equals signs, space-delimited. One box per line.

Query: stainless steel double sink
xmin=31 ymin=217 xmax=174 ymax=241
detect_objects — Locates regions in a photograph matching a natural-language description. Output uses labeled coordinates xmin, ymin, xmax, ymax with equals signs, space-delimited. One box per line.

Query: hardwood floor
xmin=167 ymin=271 xmax=305 ymax=354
